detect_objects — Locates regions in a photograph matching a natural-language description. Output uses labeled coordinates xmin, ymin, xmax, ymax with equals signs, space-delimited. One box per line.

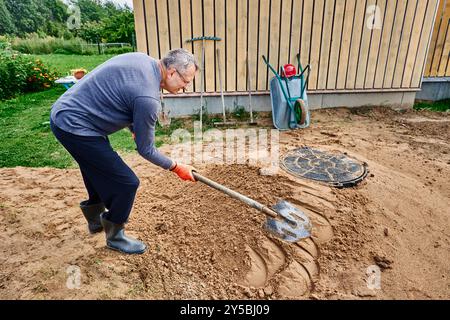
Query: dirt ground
xmin=0 ymin=106 xmax=449 ymax=300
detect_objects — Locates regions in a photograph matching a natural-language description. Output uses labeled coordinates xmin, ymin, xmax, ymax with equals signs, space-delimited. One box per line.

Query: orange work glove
xmin=170 ymin=162 xmax=197 ymax=182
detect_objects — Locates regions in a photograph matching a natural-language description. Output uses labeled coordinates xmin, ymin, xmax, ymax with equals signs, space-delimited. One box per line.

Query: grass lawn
xmin=0 ymin=85 xmax=183 ymax=168
xmin=0 ymin=54 xmax=259 ymax=169
xmin=0 ymin=54 xmax=187 ymax=168
xmin=414 ymin=99 xmax=450 ymax=112
xmin=32 ymin=54 xmax=117 ymax=75
xmin=0 ymin=87 xmax=74 ymax=168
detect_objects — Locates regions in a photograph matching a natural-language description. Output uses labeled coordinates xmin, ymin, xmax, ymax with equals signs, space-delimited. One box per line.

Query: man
xmin=50 ymin=49 xmax=198 ymax=255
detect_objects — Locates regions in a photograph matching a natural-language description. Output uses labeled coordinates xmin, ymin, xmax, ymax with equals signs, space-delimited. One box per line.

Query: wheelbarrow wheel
xmin=294 ymin=99 xmax=307 ymax=125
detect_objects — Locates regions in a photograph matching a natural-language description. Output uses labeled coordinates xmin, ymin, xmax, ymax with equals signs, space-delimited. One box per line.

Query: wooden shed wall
xmin=424 ymin=0 xmax=450 ymax=77
xmin=133 ymin=0 xmax=440 ymax=93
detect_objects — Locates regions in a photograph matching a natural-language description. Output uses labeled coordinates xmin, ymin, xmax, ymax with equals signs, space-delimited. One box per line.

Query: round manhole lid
xmin=280 ymin=147 xmax=368 ymax=188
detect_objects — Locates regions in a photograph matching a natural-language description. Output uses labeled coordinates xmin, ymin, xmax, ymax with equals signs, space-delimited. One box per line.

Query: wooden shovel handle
xmin=192 ymin=172 xmax=278 ymax=219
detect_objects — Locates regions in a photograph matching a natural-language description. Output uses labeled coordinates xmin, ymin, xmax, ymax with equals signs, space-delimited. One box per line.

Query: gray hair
xmin=161 ymin=48 xmax=199 ymax=74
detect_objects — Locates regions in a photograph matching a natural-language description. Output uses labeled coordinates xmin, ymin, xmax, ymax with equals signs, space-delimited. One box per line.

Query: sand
xmin=0 ymin=106 xmax=449 ymax=299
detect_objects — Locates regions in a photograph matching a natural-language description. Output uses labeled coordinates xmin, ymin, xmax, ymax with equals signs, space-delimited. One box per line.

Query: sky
xmin=110 ymin=0 xmax=133 ymax=9
xmin=62 ymin=0 xmax=134 ymax=9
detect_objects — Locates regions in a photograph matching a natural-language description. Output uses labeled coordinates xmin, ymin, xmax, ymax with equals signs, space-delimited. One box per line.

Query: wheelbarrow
xmin=262 ymin=54 xmax=311 ymax=130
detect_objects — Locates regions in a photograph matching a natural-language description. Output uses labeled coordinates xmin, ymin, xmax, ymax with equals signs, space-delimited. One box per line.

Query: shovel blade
xmin=157 ymin=106 xmax=171 ymax=127
xmin=264 ymin=200 xmax=312 ymax=242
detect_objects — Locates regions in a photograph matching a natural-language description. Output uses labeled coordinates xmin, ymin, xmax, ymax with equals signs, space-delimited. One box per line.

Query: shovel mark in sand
xmin=292 ymin=244 xmax=320 ymax=283
xmin=242 ymin=204 xmax=332 ymax=298
xmin=285 ymin=198 xmax=334 ymax=243
xmin=243 ymin=239 xmax=286 ymax=288
xmin=307 ymin=211 xmax=334 ymax=244
xmin=243 ymin=246 xmax=268 ymax=288
xmin=296 ymin=237 xmax=320 ymax=258
xmin=277 ymin=260 xmax=311 ymax=298
xmin=242 ymin=239 xmax=316 ymax=298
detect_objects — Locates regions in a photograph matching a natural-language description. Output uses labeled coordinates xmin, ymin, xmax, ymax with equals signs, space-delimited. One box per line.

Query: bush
xmin=0 ymin=35 xmax=11 ymax=50
xmin=23 ymin=58 xmax=59 ymax=93
xmin=102 ymin=46 xmax=133 ymax=55
xmin=0 ymin=50 xmax=59 ymax=100
xmin=53 ymin=48 xmax=73 ymax=55
xmin=11 ymin=35 xmax=97 ymax=55
xmin=0 ymin=51 xmax=28 ymax=100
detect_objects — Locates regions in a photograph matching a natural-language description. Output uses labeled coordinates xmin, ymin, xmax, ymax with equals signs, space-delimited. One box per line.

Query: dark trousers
xmin=51 ymin=120 xmax=139 ymax=224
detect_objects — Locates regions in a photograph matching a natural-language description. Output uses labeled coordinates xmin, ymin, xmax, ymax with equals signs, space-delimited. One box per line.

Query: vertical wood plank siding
xmin=425 ymin=0 xmax=450 ymax=77
xmin=133 ymin=0 xmax=441 ymax=93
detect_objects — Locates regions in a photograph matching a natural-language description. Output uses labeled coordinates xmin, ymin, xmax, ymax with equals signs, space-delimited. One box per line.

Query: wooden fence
xmin=133 ymin=0 xmax=441 ymax=93
xmin=424 ymin=0 xmax=450 ymax=77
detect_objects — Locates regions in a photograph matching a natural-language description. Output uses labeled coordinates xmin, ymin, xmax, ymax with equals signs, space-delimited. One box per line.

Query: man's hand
xmin=170 ymin=162 xmax=197 ymax=182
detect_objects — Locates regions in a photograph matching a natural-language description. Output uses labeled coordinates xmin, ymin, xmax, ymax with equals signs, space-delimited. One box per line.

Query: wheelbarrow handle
xmin=192 ymin=171 xmax=278 ymax=219
xmin=295 ymin=53 xmax=311 ymax=83
xmin=299 ymin=64 xmax=311 ymax=98
xmin=296 ymin=53 xmax=303 ymax=74
xmin=299 ymin=64 xmax=311 ymax=79
xmin=262 ymin=55 xmax=280 ymax=78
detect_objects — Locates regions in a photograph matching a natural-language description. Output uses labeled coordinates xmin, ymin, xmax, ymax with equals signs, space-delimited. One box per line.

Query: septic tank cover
xmin=280 ymin=147 xmax=368 ymax=188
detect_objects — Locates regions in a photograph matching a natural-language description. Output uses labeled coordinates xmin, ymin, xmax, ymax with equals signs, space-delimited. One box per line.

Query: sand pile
xmin=0 ymin=107 xmax=448 ymax=299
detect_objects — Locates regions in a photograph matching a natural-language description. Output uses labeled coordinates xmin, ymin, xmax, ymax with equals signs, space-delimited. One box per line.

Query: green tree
xmin=78 ymin=21 xmax=104 ymax=43
xmin=46 ymin=0 xmax=68 ymax=22
xmin=3 ymin=0 xmax=68 ymax=37
xmin=0 ymin=0 xmax=16 ymax=35
xmin=42 ymin=0 xmax=72 ymax=37
xmin=102 ymin=10 xmax=135 ymax=43
xmin=5 ymin=0 xmax=46 ymax=36
xmin=73 ymin=0 xmax=106 ymax=23
xmin=1 ymin=0 xmax=135 ymax=45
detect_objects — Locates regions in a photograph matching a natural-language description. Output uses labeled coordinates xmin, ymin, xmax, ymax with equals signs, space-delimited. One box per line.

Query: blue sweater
xmin=51 ymin=53 xmax=173 ymax=170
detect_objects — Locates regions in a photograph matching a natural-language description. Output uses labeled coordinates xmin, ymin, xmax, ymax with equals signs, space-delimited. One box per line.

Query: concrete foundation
xmin=415 ymin=77 xmax=450 ymax=101
xmin=163 ymin=91 xmax=418 ymax=117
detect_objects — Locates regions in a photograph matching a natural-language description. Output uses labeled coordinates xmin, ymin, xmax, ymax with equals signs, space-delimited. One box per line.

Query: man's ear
xmin=167 ymin=67 xmax=176 ymax=78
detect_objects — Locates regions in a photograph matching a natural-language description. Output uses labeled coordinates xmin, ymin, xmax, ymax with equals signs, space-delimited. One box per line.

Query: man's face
xmin=163 ymin=64 xmax=197 ymax=94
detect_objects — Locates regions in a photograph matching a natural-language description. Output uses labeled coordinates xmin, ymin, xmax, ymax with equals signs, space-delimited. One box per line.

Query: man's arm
xmin=132 ymin=96 xmax=197 ymax=181
xmin=132 ymin=96 xmax=174 ymax=169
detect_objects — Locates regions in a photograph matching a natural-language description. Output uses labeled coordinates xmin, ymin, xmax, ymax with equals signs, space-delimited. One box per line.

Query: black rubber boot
xmin=79 ymin=200 xmax=105 ymax=234
xmin=100 ymin=213 xmax=147 ymax=254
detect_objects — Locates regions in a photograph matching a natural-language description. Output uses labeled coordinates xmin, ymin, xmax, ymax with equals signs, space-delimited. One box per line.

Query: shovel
xmin=157 ymin=92 xmax=171 ymax=126
xmin=192 ymin=172 xmax=312 ymax=242
xmin=213 ymin=48 xmax=236 ymax=127
xmin=246 ymin=57 xmax=257 ymax=126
